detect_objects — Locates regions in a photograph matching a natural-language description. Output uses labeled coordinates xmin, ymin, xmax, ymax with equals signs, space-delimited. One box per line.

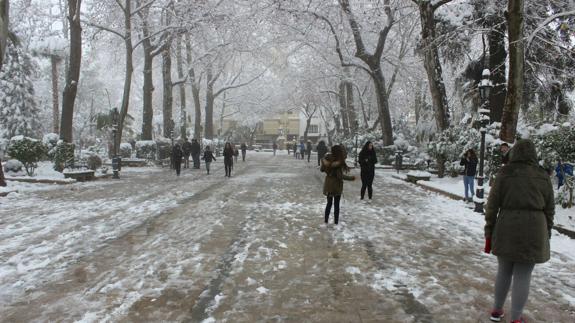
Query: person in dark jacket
xmin=273 ymin=142 xmax=278 ymax=156
xmin=484 ymin=139 xmax=555 ymax=323
xmin=500 ymin=143 xmax=510 ymax=165
xmin=299 ymin=141 xmax=305 ymax=160
xmin=320 ymin=145 xmax=356 ymax=225
xmin=306 ymin=141 xmax=312 ymax=162
xmin=241 ymin=143 xmax=247 ymax=162
xmin=316 ymin=140 xmax=328 ymax=167
xmin=233 ymin=146 xmax=239 ymax=163
xmin=460 ymin=149 xmax=478 ymax=202
xmin=191 ymin=139 xmax=201 ymax=169
xmin=171 ymin=143 xmax=184 ymax=176
xmin=223 ymin=142 xmax=234 ymax=177
xmin=182 ymin=138 xmax=193 ymax=169
xmin=358 ymin=141 xmax=378 ymax=200
xmin=202 ymin=146 xmax=216 ymax=175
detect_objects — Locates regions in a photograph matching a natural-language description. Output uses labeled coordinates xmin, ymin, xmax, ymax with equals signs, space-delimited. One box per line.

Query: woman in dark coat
xmin=484 ymin=139 xmax=555 ymax=323
xmin=460 ymin=149 xmax=478 ymax=202
xmin=223 ymin=142 xmax=234 ymax=177
xmin=306 ymin=141 xmax=312 ymax=162
xmin=358 ymin=141 xmax=377 ymax=200
xmin=171 ymin=143 xmax=184 ymax=176
xmin=320 ymin=145 xmax=355 ymax=225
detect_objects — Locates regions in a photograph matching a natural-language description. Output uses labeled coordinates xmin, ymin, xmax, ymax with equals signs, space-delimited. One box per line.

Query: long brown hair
xmin=331 ymin=145 xmax=350 ymax=172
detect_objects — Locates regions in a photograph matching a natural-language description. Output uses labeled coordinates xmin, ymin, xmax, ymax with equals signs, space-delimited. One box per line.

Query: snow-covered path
xmin=0 ymin=153 xmax=574 ymax=322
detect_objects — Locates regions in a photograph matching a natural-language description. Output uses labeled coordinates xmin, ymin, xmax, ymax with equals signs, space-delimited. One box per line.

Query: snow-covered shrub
xmin=86 ymin=155 xmax=102 ymax=171
xmin=135 ymin=141 xmax=157 ymax=160
xmin=446 ymin=161 xmax=464 ymax=178
xmin=42 ymin=133 xmax=59 ymax=160
xmin=427 ymin=125 xmax=480 ymax=177
xmin=119 ymin=143 xmax=132 ymax=158
xmin=7 ymin=136 xmax=46 ymax=176
xmin=4 ymin=159 xmax=23 ymax=173
xmin=53 ymin=141 xmax=75 ymax=172
xmin=529 ymin=123 xmax=575 ymax=170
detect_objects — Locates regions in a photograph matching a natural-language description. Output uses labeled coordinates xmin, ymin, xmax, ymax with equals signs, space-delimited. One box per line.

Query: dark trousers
xmin=192 ymin=154 xmax=200 ymax=168
xmin=242 ymin=151 xmax=246 ymax=161
xmin=224 ymin=160 xmax=233 ymax=177
xmin=325 ymin=195 xmax=341 ymax=224
xmin=307 ymin=152 xmax=311 ymax=162
xmin=361 ymin=170 xmax=375 ymax=199
xmin=174 ymin=161 xmax=182 ymax=176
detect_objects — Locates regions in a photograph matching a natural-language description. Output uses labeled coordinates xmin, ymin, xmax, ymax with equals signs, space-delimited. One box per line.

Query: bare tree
xmin=0 ymin=0 xmax=8 ymax=187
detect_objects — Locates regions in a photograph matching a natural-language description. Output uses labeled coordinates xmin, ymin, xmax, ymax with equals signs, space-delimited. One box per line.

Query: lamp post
xmin=475 ymin=69 xmax=493 ymax=213
xmin=354 ymin=120 xmax=359 ymax=168
xmin=111 ymin=108 xmax=120 ymax=179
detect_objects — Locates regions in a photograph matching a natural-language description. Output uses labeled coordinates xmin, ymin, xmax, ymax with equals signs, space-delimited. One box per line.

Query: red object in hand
xmin=484 ymin=238 xmax=492 ymax=254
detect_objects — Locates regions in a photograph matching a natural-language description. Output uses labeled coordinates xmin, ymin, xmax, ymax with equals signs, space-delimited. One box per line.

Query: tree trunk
xmin=141 ymin=43 xmax=154 ymax=140
xmin=338 ymin=82 xmax=350 ymax=137
xmin=500 ymin=0 xmax=525 ymax=143
xmin=373 ymin=69 xmax=394 ymax=146
xmin=59 ymin=0 xmax=82 ymax=143
xmin=488 ymin=11 xmax=507 ymax=123
xmin=185 ymin=34 xmax=202 ymax=140
xmin=50 ymin=55 xmax=60 ymax=134
xmin=175 ymin=37 xmax=186 ymax=138
xmin=345 ymin=81 xmax=357 ymax=131
xmin=0 ymin=0 xmax=9 ymax=71
xmin=205 ymin=65 xmax=214 ymax=140
xmin=418 ymin=1 xmax=450 ymax=131
xmin=116 ymin=0 xmax=133 ymax=149
xmin=161 ymin=45 xmax=173 ymax=138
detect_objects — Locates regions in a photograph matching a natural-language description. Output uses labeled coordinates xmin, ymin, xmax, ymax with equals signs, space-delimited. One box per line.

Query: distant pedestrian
xmin=241 ymin=143 xmax=247 ymax=162
xmin=359 ymin=141 xmax=377 ymax=200
xmin=287 ymin=143 xmax=291 ymax=155
xmin=321 ymin=145 xmax=356 ymax=225
xmin=306 ymin=141 xmax=312 ymax=163
xmin=191 ymin=139 xmax=201 ymax=169
xmin=202 ymin=146 xmax=216 ymax=175
xmin=484 ymin=139 xmax=555 ymax=323
xmin=182 ymin=138 xmax=192 ymax=169
xmin=171 ymin=143 xmax=184 ymax=176
xmin=223 ymin=142 xmax=234 ymax=177
xmin=316 ymin=140 xmax=328 ymax=167
xmin=460 ymin=149 xmax=478 ymax=202
xmin=273 ymin=142 xmax=278 ymax=156
xmin=293 ymin=142 xmax=298 ymax=159
xmin=299 ymin=141 xmax=305 ymax=160
xmin=234 ymin=146 xmax=239 ymax=163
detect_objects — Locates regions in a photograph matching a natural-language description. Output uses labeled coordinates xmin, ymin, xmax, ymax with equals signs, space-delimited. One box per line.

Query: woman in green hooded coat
xmin=484 ymin=139 xmax=555 ymax=323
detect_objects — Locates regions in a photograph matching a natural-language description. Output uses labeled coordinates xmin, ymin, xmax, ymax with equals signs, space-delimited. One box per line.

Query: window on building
xmin=308 ymin=125 xmax=319 ymax=134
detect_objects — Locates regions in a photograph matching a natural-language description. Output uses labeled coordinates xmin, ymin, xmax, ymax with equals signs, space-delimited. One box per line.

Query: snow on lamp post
xmin=475 ymin=69 xmax=493 ymax=213
xmin=111 ymin=108 xmax=121 ymax=179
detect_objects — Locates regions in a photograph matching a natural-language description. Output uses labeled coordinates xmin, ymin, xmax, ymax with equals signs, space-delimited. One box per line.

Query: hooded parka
xmin=321 ymin=153 xmax=354 ymax=196
xmin=484 ymin=139 xmax=555 ymax=264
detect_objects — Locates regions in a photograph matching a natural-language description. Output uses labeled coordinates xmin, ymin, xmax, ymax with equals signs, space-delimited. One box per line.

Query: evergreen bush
xmin=53 ymin=141 xmax=75 ymax=172
xmin=7 ymin=137 xmax=46 ymax=176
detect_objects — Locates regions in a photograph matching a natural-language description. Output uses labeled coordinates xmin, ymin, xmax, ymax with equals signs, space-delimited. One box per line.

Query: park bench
xmin=406 ymin=171 xmax=431 ymax=183
xmin=63 ymin=169 xmax=95 ymax=181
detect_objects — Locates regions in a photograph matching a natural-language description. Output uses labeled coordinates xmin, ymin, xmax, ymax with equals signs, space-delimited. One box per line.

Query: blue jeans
xmin=463 ymin=175 xmax=475 ymax=199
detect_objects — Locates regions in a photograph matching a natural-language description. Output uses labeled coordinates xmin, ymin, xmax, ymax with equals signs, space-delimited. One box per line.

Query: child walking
xmin=320 ymin=145 xmax=355 ymax=225
xmin=202 ymin=146 xmax=216 ymax=175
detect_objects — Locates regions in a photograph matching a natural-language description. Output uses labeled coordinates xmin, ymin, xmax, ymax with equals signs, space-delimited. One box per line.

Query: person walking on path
xmin=233 ymin=145 xmax=239 ymax=163
xmin=316 ymin=140 xmax=328 ymax=167
xmin=460 ymin=149 xmax=478 ymax=202
xmin=191 ymin=139 xmax=201 ymax=169
xmin=273 ymin=142 xmax=278 ymax=156
xmin=293 ymin=142 xmax=299 ymax=159
xmin=299 ymin=141 xmax=305 ymax=161
xmin=241 ymin=143 xmax=247 ymax=162
xmin=171 ymin=143 xmax=184 ymax=176
xmin=358 ymin=141 xmax=378 ymax=200
xmin=306 ymin=141 xmax=312 ymax=163
xmin=320 ymin=145 xmax=356 ymax=225
xmin=484 ymin=139 xmax=555 ymax=323
xmin=182 ymin=138 xmax=192 ymax=169
xmin=223 ymin=142 xmax=234 ymax=177
xmin=202 ymin=146 xmax=216 ymax=175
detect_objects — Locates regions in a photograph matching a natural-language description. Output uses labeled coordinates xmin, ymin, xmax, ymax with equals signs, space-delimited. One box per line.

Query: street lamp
xmin=354 ymin=120 xmax=359 ymax=168
xmin=475 ymin=69 xmax=493 ymax=213
xmin=111 ymin=108 xmax=120 ymax=179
